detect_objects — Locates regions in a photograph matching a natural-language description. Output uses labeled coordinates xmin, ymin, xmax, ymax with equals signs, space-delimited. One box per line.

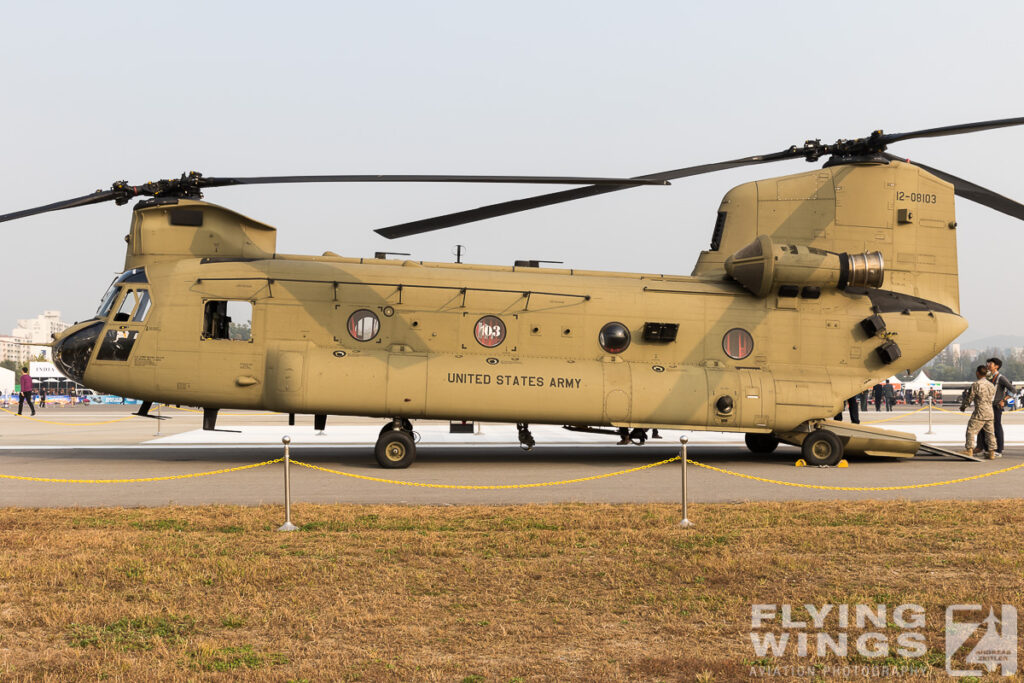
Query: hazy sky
xmin=3 ymin=1 xmax=1023 ymax=342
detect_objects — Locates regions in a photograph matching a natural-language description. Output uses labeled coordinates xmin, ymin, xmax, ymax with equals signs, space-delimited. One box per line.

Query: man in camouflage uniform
xmin=961 ymin=365 xmax=997 ymax=459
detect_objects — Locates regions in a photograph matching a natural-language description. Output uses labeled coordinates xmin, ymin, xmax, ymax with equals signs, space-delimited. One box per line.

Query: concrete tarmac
xmin=0 ymin=404 xmax=1021 ymax=507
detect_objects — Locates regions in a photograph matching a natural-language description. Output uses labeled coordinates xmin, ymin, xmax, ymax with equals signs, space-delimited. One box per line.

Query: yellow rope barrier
xmin=686 ymin=458 xmax=1024 ymax=491
xmin=292 ymin=456 xmax=680 ymax=489
xmin=860 ymin=405 xmax=928 ymax=424
xmin=0 ymin=458 xmax=283 ymax=484
xmin=0 ymin=406 xmax=138 ymax=426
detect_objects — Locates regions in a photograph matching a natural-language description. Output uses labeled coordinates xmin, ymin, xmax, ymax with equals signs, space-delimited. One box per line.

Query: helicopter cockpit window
xmin=96 ymin=285 xmax=121 ymax=318
xmin=203 ymin=300 xmax=253 ymax=341
xmin=111 ymin=288 xmax=153 ymax=322
xmin=94 ymin=269 xmax=149 ymax=320
xmin=114 ymin=290 xmax=136 ymax=322
xmin=132 ymin=290 xmax=152 ymax=322
xmin=97 ymin=330 xmax=139 ymax=362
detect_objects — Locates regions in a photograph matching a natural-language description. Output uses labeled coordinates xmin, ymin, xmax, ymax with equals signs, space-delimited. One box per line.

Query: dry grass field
xmin=0 ymin=501 xmax=1020 ymax=681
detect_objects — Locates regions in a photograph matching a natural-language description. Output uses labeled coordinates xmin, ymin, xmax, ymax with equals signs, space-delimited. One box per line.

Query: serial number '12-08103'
xmin=896 ymin=191 xmax=937 ymax=204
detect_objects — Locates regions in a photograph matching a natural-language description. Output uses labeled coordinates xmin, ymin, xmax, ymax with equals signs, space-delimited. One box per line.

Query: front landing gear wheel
xmin=801 ymin=430 xmax=843 ymax=466
xmin=375 ymin=429 xmax=416 ymax=468
xmin=745 ymin=433 xmax=780 ymax=454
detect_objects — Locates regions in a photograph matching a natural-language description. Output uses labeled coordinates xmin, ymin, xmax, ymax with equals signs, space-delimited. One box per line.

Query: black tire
xmin=801 ymin=430 xmax=843 ymax=466
xmin=745 ymin=433 xmax=780 ymax=454
xmin=375 ymin=430 xmax=416 ymax=468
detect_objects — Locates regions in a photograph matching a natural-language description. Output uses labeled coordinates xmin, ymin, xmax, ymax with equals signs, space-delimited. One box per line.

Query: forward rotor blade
xmin=201 ymin=174 xmax=669 ymax=188
xmin=881 ymin=116 xmax=1024 ymax=146
xmin=885 ymin=152 xmax=1024 ymax=221
xmin=0 ymin=174 xmax=665 ymax=226
xmin=0 ymin=189 xmax=119 ymax=223
xmin=375 ymin=149 xmax=802 ymax=239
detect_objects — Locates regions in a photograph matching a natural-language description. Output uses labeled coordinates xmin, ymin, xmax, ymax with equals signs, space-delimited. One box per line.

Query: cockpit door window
xmin=109 ymin=288 xmax=153 ymax=323
xmin=132 ymin=290 xmax=152 ymax=322
xmin=113 ymin=290 xmax=138 ymax=322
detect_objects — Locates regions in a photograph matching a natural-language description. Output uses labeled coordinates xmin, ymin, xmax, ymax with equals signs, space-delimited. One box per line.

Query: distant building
xmin=3 ymin=310 xmax=69 ymax=362
xmin=0 ymin=335 xmax=32 ymax=364
xmin=950 ymin=343 xmax=961 ymax=359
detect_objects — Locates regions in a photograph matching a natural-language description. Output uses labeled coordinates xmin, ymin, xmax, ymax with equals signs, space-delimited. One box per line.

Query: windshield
xmin=96 ymin=284 xmax=121 ymax=318
xmin=93 ymin=268 xmax=148 ymax=319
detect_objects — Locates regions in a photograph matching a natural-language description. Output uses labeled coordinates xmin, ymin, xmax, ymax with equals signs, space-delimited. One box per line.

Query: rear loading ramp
xmin=783 ymin=420 xmax=980 ymax=461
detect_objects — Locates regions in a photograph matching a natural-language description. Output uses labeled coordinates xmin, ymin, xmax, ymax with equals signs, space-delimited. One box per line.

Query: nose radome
xmin=53 ymin=321 xmax=103 ymax=384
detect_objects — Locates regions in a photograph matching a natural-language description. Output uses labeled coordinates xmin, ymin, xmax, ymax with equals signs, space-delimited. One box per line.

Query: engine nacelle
xmin=724 ymin=235 xmax=883 ymax=298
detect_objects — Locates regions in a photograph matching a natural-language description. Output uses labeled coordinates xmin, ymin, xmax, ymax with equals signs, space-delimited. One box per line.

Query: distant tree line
xmin=926 ymin=348 xmax=1024 ymax=381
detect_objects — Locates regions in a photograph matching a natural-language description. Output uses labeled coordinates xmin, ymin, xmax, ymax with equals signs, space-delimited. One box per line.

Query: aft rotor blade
xmin=885 ymin=152 xmax=1024 ymax=221
xmin=202 ymin=174 xmax=669 ymax=188
xmin=880 ymin=116 xmax=1024 ymax=146
xmin=375 ymin=149 xmax=802 ymax=239
xmin=0 ymin=189 xmax=120 ymax=223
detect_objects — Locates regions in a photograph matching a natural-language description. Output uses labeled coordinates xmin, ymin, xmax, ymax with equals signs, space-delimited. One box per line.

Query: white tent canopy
xmin=902 ymin=370 xmax=942 ymax=391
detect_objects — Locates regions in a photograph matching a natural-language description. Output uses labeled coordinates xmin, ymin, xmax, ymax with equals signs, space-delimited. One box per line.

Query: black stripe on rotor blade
xmin=375 ymin=150 xmax=803 ymax=239
xmin=882 ymin=116 xmax=1024 ymax=145
xmin=0 ymin=190 xmax=119 ymax=223
xmin=885 ymin=153 xmax=1024 ymax=222
xmin=202 ymin=175 xmax=669 ymax=187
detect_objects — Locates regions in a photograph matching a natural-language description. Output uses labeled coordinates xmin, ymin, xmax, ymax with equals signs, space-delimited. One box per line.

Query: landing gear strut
xmin=375 ymin=418 xmax=416 ymax=468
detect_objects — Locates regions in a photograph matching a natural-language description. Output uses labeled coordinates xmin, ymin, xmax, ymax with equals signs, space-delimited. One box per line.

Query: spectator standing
xmin=883 ymin=380 xmax=895 ymax=412
xmin=986 ymin=357 xmax=1013 ymax=457
xmin=837 ymin=396 xmax=860 ymax=423
xmin=17 ymin=368 xmax=35 ymax=417
xmin=872 ymin=383 xmax=884 ymax=411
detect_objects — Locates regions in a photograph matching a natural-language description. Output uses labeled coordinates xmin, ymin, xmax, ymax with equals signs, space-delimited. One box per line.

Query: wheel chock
xmin=795 ymin=459 xmax=807 ymax=467
xmin=837 ymin=459 xmax=849 ymax=468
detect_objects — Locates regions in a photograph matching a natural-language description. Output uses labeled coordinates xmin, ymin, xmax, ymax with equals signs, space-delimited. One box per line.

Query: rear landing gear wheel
xmin=375 ymin=429 xmax=416 ymax=468
xmin=801 ymin=430 xmax=843 ymax=466
xmin=745 ymin=433 xmax=780 ymax=454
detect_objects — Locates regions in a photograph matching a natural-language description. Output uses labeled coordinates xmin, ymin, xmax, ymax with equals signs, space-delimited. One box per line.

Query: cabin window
xmin=347 ymin=309 xmax=380 ymax=342
xmin=722 ymin=327 xmax=754 ymax=360
xmin=203 ymin=300 xmax=253 ymax=341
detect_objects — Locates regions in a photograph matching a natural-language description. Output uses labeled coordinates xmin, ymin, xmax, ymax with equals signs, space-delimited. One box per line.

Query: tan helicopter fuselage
xmin=59 ymin=159 xmax=967 ymax=437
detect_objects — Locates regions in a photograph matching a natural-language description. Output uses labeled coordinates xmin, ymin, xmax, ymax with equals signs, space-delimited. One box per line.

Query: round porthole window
xmin=599 ymin=322 xmax=631 ymax=354
xmin=722 ymin=328 xmax=754 ymax=360
xmin=348 ymin=309 xmax=380 ymax=342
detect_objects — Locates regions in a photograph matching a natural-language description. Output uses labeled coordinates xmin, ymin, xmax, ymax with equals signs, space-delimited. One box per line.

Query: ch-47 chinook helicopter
xmin=4 ymin=117 xmax=1024 ymax=468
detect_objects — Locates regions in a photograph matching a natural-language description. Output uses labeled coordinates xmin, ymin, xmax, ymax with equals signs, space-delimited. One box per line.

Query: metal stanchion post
xmin=154 ymin=403 xmax=162 ymax=437
xmin=679 ymin=435 xmax=694 ymax=528
xmin=926 ymin=396 xmax=933 ymax=435
xmin=277 ymin=435 xmax=298 ymax=532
